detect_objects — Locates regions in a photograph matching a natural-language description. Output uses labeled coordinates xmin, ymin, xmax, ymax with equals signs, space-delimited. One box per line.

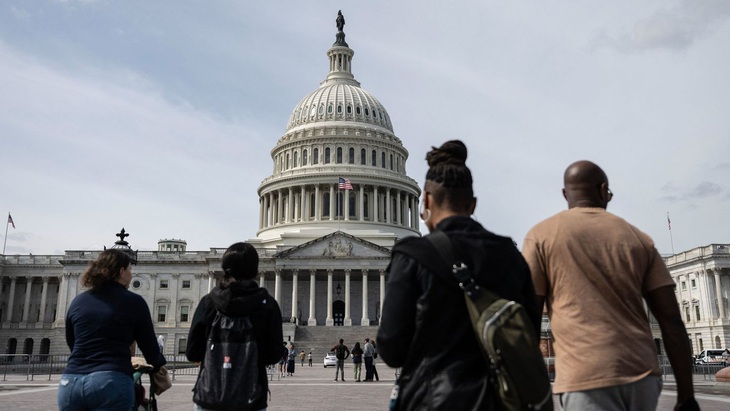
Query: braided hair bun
xmin=425 ymin=140 xmax=472 ymax=189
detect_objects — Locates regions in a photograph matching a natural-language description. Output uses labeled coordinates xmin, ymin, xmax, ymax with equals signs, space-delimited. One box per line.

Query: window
xmin=349 ymin=148 xmax=355 ymax=164
xmin=180 ymin=306 xmax=189 ymax=322
xmin=346 ymin=104 xmax=352 ymax=114
xmin=313 ymin=148 xmax=319 ymax=165
xmin=360 ymin=148 xmax=366 ymax=165
xmin=681 ymin=281 xmax=686 ymax=291
xmin=337 ymin=105 xmax=342 ymax=114
xmin=160 ymin=280 xmax=169 ymax=290
xmin=685 ymin=306 xmax=691 ymax=322
xmin=303 ymin=149 xmax=308 ymax=165
xmin=691 ymin=279 xmax=697 ymax=288
xmin=328 ymin=104 xmax=333 ymax=114
xmin=390 ymin=154 xmax=394 ymax=170
xmin=323 ymin=193 xmax=330 ymax=217
xmin=381 ymin=152 xmax=386 ymax=168
xmin=318 ymin=104 xmax=324 ymax=114
xmin=294 ymin=152 xmax=299 ymax=167
xmin=356 ymin=106 xmax=361 ymax=115
xmin=132 ymin=280 xmax=141 ymax=289
xmin=157 ymin=306 xmax=167 ymax=322
xmin=371 ymin=150 xmax=376 ymax=166
xmin=336 ymin=147 xmax=342 ymax=163
xmin=695 ymin=306 xmax=701 ymax=321
xmin=325 ymin=147 xmax=331 ymax=164
xmin=181 ymin=280 xmax=191 ymax=289
xmin=178 ymin=338 xmax=187 ymax=355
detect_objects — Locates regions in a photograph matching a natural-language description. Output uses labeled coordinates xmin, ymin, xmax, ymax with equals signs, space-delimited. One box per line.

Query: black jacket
xmin=377 ymin=216 xmax=540 ymax=411
xmin=187 ymin=279 xmax=286 ymax=410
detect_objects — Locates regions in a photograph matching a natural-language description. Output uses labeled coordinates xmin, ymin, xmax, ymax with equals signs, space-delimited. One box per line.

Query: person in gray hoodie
xmin=187 ymin=242 xmax=286 ymax=411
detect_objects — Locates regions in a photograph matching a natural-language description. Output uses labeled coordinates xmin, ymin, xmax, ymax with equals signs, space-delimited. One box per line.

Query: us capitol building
xmin=0 ymin=14 xmax=728 ymax=359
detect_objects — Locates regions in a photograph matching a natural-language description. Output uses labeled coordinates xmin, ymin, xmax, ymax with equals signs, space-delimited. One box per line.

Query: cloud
xmin=661 ymin=180 xmax=723 ymax=201
xmin=591 ymin=0 xmax=730 ymax=52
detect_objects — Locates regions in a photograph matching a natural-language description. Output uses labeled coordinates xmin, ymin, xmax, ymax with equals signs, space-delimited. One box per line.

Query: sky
xmin=1 ymin=1 xmax=729 ymax=256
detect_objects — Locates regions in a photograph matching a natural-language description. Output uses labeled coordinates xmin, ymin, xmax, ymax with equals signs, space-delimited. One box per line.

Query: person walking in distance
xmin=351 ymin=342 xmax=364 ymax=382
xmin=377 ymin=140 xmax=540 ymax=410
xmin=522 ymin=160 xmax=698 ymax=411
xmin=299 ymin=350 xmax=306 ymax=367
xmin=363 ymin=338 xmax=375 ymax=382
xmin=308 ymin=351 xmax=313 ymax=367
xmin=331 ymin=339 xmax=350 ymax=382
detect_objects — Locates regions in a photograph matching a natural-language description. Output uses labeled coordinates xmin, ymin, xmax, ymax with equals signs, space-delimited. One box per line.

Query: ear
xmin=562 ymin=188 xmax=568 ymax=201
xmin=469 ymin=197 xmax=477 ymax=215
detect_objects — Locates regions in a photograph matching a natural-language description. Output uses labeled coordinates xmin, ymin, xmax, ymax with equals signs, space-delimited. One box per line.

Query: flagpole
xmin=2 ymin=213 xmax=9 ymax=255
xmin=667 ymin=211 xmax=675 ymax=255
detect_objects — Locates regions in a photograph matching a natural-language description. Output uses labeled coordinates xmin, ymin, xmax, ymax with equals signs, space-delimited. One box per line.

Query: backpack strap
xmin=426 ymin=230 xmax=484 ymax=302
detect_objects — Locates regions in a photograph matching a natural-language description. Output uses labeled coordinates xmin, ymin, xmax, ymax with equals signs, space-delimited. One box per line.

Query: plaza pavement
xmin=1 ymin=363 xmax=729 ymax=410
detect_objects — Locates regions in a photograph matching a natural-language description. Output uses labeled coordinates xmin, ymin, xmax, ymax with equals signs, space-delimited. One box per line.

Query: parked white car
xmin=323 ymin=353 xmax=337 ymax=368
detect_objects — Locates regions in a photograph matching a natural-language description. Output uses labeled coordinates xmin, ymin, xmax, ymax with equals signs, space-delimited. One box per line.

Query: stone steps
xmin=292 ymin=326 xmax=380 ymax=360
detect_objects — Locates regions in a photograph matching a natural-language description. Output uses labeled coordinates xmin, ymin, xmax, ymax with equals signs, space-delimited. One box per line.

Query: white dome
xmin=286 ymin=82 xmax=393 ymax=132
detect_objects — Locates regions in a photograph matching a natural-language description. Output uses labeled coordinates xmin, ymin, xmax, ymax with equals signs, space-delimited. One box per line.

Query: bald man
xmin=522 ymin=161 xmax=697 ymax=411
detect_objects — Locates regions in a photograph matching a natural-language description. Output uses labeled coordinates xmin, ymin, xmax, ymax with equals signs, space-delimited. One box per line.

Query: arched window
xmin=381 ymin=152 xmax=386 ymax=168
xmin=325 ymin=147 xmax=331 ymax=164
xmin=293 ymin=152 xmax=298 ymax=167
xmin=363 ymin=193 xmax=370 ymax=219
xmin=346 ymin=105 xmax=352 ymax=114
xmin=23 ymin=338 xmax=33 ymax=355
xmin=390 ymin=154 xmax=394 ymax=170
xmin=310 ymin=193 xmax=316 ymax=218
xmin=286 ymin=153 xmax=290 ymax=170
xmin=365 ymin=107 xmax=370 ymax=116
xmin=6 ymin=338 xmax=17 ymax=355
xmin=356 ymin=106 xmax=361 ymax=115
xmin=336 ymin=147 xmax=343 ymax=164
xmin=318 ymin=104 xmax=324 ymax=114
xmin=337 ymin=105 xmax=342 ymax=114
xmin=348 ymin=148 xmax=355 ymax=164
xmin=371 ymin=150 xmax=377 ymax=166
xmin=328 ymin=104 xmax=333 ymax=114
xmin=303 ymin=149 xmax=308 ymax=166
xmin=313 ymin=148 xmax=319 ymax=165
xmin=360 ymin=148 xmax=366 ymax=165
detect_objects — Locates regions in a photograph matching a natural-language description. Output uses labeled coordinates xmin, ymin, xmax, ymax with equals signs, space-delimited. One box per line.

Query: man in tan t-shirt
xmin=522 ymin=160 xmax=697 ymax=410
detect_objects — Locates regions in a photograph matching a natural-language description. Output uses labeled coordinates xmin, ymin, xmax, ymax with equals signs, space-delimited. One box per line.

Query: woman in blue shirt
xmin=58 ymin=249 xmax=165 ymax=411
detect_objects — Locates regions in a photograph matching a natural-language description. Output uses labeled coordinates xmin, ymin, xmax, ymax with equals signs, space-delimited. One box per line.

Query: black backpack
xmin=335 ymin=345 xmax=347 ymax=360
xmin=193 ymin=311 xmax=262 ymax=411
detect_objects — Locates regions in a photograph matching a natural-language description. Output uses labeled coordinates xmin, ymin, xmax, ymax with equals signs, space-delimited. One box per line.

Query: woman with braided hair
xmin=377 ymin=140 xmax=541 ymax=410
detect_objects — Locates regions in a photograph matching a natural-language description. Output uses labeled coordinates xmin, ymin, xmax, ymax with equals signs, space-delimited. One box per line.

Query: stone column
xmin=259 ymin=196 xmax=264 ymax=229
xmin=308 ymin=269 xmax=317 ymax=326
xmin=274 ymin=269 xmax=282 ymax=307
xmin=361 ymin=269 xmax=370 ymax=325
xmin=277 ymin=189 xmax=283 ymax=225
xmin=291 ymin=269 xmax=299 ymax=324
xmin=315 ymin=185 xmax=320 ymax=221
xmin=359 ymin=185 xmax=365 ymax=221
xmin=259 ymin=272 xmax=266 ymax=290
xmin=5 ymin=277 xmax=17 ymax=323
xmin=344 ymin=269 xmax=352 ymax=326
xmin=54 ymin=274 xmax=68 ymax=326
xmin=299 ymin=186 xmax=309 ymax=221
xmin=168 ymin=273 xmax=179 ymax=326
xmin=344 ymin=189 xmax=350 ymax=221
xmin=380 ymin=269 xmax=386 ymax=325
xmin=386 ymin=189 xmax=392 ymax=224
xmin=21 ymin=276 xmax=33 ymax=324
xmin=38 ymin=277 xmax=50 ymax=326
xmin=287 ymin=187 xmax=293 ymax=223
xmin=373 ymin=186 xmax=379 ymax=222
xmin=396 ymin=190 xmax=401 ymax=225
xmin=326 ymin=269 xmax=334 ymax=326
xmin=329 ymin=184 xmax=335 ymax=221
xmin=713 ymin=269 xmax=726 ymax=319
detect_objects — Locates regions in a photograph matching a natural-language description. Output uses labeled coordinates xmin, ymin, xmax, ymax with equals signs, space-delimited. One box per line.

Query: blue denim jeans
xmin=57 ymin=371 xmax=134 ymax=411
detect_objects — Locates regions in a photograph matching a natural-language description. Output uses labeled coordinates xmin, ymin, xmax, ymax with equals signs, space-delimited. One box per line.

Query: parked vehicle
xmin=695 ymin=349 xmax=725 ymax=364
xmin=323 ymin=353 xmax=337 ymax=368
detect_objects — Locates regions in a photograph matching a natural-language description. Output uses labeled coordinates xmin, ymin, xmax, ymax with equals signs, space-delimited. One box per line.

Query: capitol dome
xmin=255 ymin=14 xmax=421 ymax=249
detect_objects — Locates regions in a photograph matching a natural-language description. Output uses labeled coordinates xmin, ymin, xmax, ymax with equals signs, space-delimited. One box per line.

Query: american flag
xmin=338 ymin=177 xmax=353 ymax=190
xmin=667 ymin=212 xmax=671 ymax=231
xmin=7 ymin=213 xmax=15 ymax=229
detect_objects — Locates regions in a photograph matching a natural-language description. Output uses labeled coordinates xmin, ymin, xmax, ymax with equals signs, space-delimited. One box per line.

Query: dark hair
xmin=81 ymin=249 xmax=131 ymax=289
xmin=425 ymin=140 xmax=474 ymax=213
xmin=220 ymin=242 xmax=259 ymax=286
